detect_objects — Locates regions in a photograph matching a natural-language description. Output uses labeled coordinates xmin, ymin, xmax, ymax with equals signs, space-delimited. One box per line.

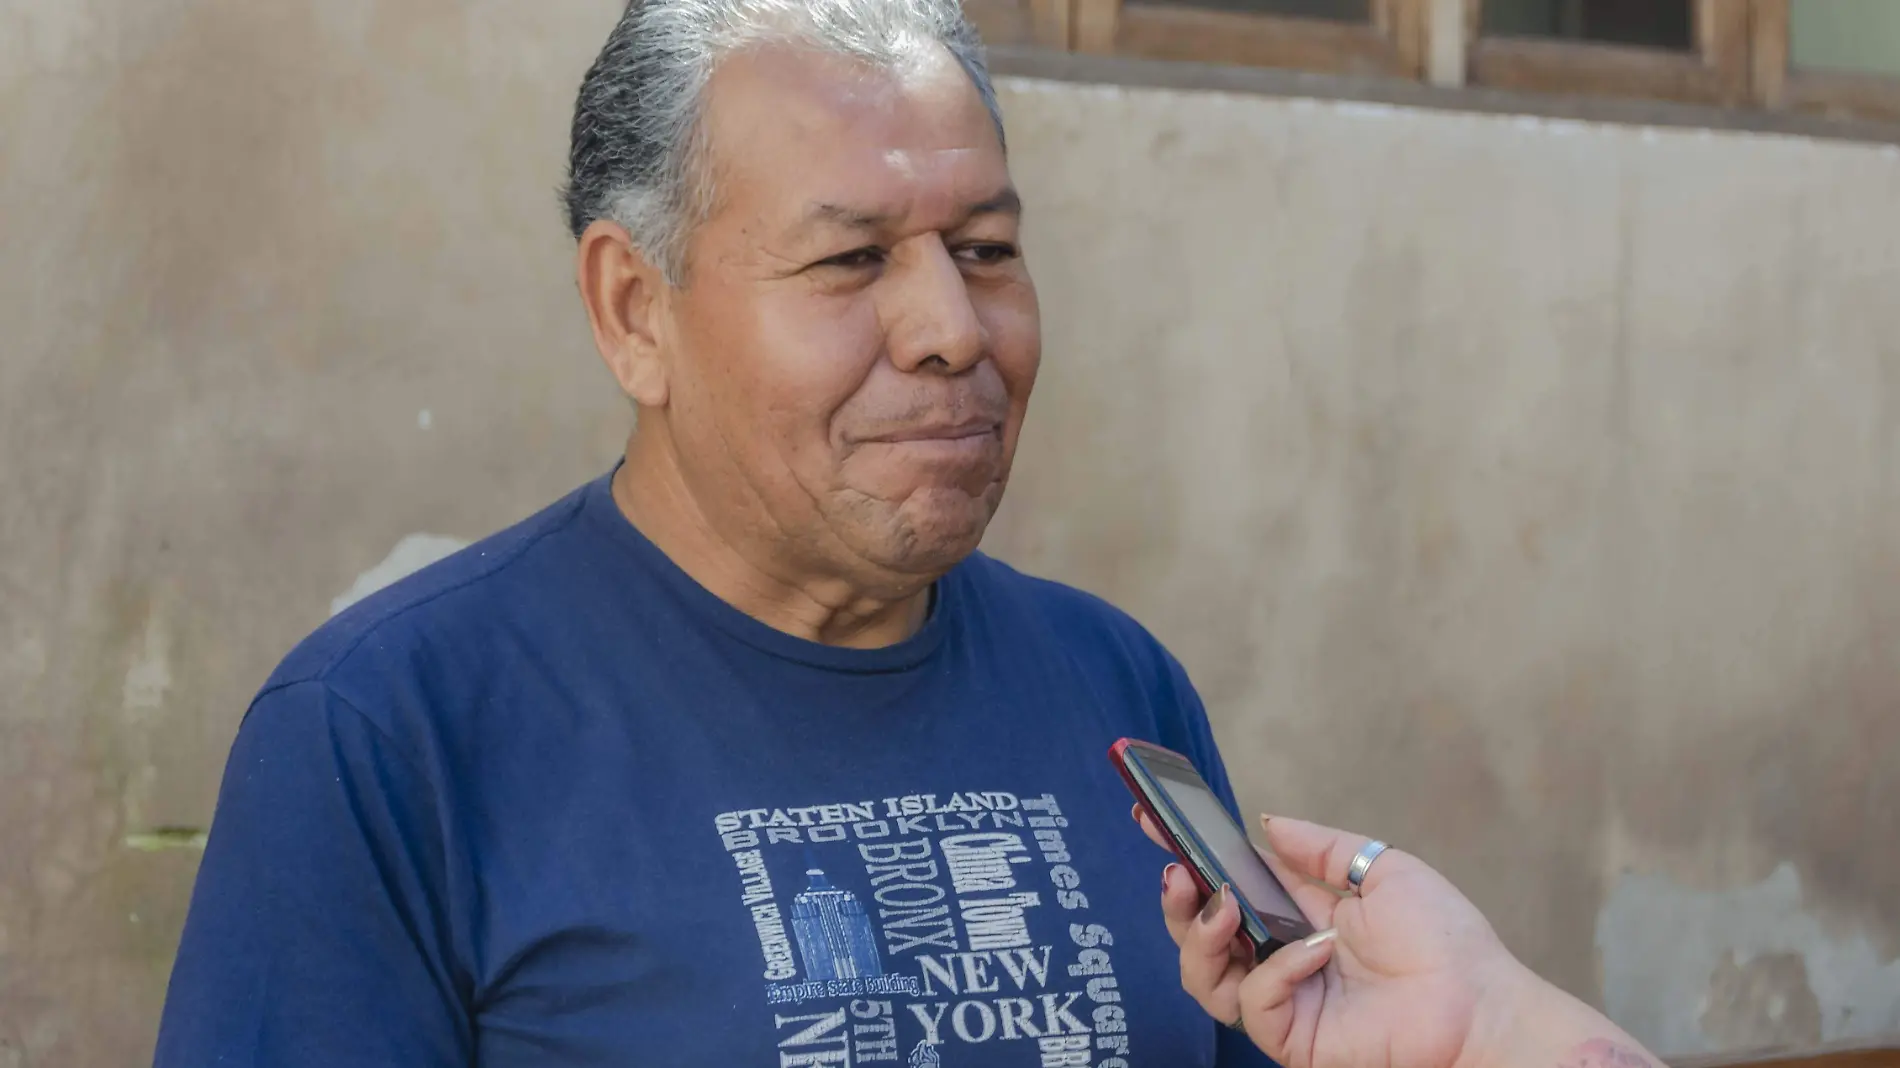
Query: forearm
xmin=1461 ymin=961 xmax=1662 ymax=1068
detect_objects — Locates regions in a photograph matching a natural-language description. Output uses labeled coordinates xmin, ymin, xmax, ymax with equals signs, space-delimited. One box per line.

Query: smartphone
xmin=1109 ymin=738 xmax=1315 ymax=959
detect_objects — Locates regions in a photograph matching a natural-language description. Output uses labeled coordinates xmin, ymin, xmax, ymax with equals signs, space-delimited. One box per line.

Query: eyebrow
xmin=797 ymin=186 xmax=1023 ymax=238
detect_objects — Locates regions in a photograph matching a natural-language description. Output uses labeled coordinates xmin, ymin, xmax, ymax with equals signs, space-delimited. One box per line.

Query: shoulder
xmin=955 ymin=555 xmax=1238 ymax=798
xmin=955 ymin=551 xmax=1190 ymax=690
xmin=259 ymin=482 xmax=596 ymax=717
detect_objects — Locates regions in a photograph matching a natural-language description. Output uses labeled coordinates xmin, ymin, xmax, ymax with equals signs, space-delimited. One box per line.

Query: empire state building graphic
xmin=789 ymin=868 xmax=883 ymax=980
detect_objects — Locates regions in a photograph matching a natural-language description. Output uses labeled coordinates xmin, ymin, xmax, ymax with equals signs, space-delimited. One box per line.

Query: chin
xmin=867 ymin=492 xmax=999 ymax=575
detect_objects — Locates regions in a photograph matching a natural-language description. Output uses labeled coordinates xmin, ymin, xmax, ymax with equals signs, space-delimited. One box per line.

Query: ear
xmin=577 ymin=219 xmax=671 ymax=408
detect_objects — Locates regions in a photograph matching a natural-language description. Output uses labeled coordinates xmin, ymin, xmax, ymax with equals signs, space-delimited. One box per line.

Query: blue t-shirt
xmin=157 ymin=472 xmax=1274 ymax=1068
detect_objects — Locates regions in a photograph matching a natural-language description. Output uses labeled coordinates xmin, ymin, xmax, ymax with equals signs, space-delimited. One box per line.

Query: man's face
xmin=653 ymin=44 xmax=1039 ymax=582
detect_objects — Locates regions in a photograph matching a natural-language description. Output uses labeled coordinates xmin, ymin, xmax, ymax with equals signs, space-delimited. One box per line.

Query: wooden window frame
xmin=977 ymin=0 xmax=1900 ymax=136
xmin=964 ymin=0 xmax=1074 ymax=50
xmin=1066 ymin=0 xmax=1430 ymax=80
xmin=1465 ymin=0 xmax=1751 ymax=107
xmin=1749 ymin=0 xmax=1900 ymax=126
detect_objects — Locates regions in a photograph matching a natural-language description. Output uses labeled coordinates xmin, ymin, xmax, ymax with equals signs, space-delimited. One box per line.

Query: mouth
xmin=864 ymin=421 xmax=1002 ymax=446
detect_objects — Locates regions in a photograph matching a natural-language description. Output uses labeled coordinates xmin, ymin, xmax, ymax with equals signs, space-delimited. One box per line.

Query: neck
xmin=612 ymin=428 xmax=935 ymax=649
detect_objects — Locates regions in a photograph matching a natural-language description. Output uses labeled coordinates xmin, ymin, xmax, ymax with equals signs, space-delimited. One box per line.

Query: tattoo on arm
xmin=1560 ymin=1038 xmax=1658 ymax=1068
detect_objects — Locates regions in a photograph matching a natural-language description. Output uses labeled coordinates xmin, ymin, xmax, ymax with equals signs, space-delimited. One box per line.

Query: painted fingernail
xmin=1199 ymin=885 xmax=1229 ymax=924
xmin=1302 ymin=928 xmax=1338 ymax=949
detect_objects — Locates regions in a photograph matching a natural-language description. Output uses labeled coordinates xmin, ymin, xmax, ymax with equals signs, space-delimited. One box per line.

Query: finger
xmin=1179 ymin=885 xmax=1248 ymax=1018
xmin=1131 ymin=805 xmax=1171 ymax=852
xmin=1256 ymin=842 xmax=1339 ymax=929
xmin=1237 ymin=929 xmax=1337 ymax=1057
xmin=1260 ymin=816 xmax=1408 ymax=896
xmin=1159 ymin=861 xmax=1201 ymax=946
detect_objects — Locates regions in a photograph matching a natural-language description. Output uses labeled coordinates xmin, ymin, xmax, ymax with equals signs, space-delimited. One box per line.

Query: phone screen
xmin=1150 ymin=762 xmax=1308 ymax=928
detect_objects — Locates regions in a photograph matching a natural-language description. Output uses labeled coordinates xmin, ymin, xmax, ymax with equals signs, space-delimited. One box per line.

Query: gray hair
xmin=563 ymin=0 xmax=1004 ymax=284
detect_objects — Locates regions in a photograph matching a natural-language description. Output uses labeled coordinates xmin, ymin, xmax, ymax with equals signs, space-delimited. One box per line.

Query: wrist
xmin=1456 ymin=958 xmax=1647 ymax=1068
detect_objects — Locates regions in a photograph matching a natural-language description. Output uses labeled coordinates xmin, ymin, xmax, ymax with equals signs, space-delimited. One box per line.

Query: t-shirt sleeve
xmin=155 ymin=679 xmax=470 ymax=1067
xmin=1149 ymin=647 xmax=1247 ymax=822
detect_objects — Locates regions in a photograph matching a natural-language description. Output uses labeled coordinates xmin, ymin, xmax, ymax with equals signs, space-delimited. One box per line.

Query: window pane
xmin=1139 ymin=0 xmax=1371 ymax=22
xmin=1483 ymin=0 xmax=1692 ymax=51
xmin=1792 ymin=0 xmax=1900 ymax=77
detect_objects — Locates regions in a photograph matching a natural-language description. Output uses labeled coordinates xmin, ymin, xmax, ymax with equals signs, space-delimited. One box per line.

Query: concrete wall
xmin=4 ymin=1 xmax=1897 ymax=1063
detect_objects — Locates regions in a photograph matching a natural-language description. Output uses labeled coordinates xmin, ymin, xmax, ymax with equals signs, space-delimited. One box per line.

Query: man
xmin=156 ymin=1 xmax=1271 ymax=1064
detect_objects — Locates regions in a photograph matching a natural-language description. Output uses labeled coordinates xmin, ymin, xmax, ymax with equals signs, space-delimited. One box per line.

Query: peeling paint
xmin=119 ymin=612 xmax=170 ymax=715
xmin=329 ymin=533 xmax=471 ymax=616
xmin=1598 ymin=863 xmax=1900 ymax=1056
xmin=1700 ymin=950 xmax=1823 ymax=1049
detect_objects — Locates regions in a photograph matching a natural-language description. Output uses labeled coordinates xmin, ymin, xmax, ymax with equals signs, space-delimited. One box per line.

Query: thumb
xmin=1236 ymin=929 xmax=1336 ymax=1057
xmin=1261 ymin=816 xmax=1397 ymax=895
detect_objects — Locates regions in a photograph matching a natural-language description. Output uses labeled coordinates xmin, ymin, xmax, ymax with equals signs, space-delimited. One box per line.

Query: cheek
xmin=983 ymin=283 xmax=1042 ymax=403
xmin=729 ymin=292 xmax=886 ymax=452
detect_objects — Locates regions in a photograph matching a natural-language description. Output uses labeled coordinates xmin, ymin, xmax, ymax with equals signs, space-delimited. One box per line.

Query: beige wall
xmin=987 ymin=79 xmax=1900 ymax=1056
xmin=4 ymin=1 xmax=1897 ymax=1064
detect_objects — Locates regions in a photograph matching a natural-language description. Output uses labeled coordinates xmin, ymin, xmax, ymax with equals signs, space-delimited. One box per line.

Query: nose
xmin=879 ymin=235 xmax=986 ymax=375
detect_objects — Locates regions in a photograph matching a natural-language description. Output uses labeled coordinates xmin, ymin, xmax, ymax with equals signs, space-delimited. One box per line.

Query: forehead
xmin=697 ymin=44 xmax=1009 ymax=231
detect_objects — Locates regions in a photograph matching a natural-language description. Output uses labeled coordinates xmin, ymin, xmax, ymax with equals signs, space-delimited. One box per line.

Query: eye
xmin=956 ymin=243 xmax=1020 ymax=265
xmin=817 ymin=247 xmax=886 ymax=270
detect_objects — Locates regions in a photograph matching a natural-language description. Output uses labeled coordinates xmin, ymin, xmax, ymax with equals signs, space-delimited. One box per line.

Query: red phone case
xmin=1111 ymin=736 xmax=1306 ymax=960
xmin=1108 ymin=738 xmax=1221 ymax=904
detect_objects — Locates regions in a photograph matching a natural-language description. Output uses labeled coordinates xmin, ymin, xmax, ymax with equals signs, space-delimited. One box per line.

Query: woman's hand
xmin=1135 ymin=809 xmax=1530 ymax=1068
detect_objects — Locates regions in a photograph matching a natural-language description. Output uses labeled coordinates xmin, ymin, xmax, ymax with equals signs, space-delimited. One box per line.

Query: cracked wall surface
xmin=4 ymin=1 xmax=1897 ymax=1063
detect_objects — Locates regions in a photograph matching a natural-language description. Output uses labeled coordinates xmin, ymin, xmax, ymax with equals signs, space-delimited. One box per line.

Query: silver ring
xmin=1346 ymin=840 xmax=1388 ymax=895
